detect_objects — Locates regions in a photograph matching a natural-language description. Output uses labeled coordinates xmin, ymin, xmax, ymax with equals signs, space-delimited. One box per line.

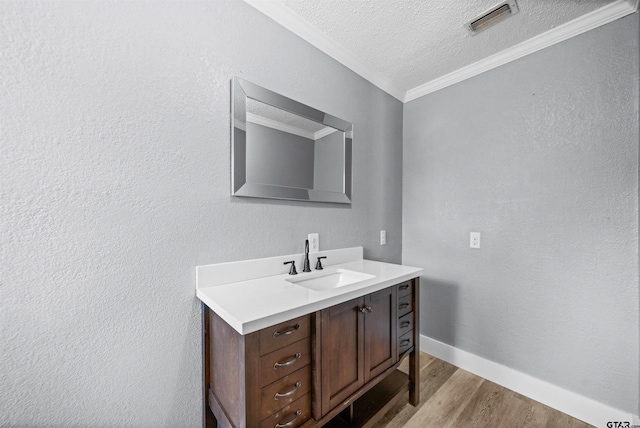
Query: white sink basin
xmin=287 ymin=269 xmax=375 ymax=291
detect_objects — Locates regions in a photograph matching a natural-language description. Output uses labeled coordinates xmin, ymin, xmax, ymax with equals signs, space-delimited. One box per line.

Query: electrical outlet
xmin=380 ymin=230 xmax=386 ymax=245
xmin=470 ymin=232 xmax=481 ymax=249
xmin=308 ymin=233 xmax=319 ymax=252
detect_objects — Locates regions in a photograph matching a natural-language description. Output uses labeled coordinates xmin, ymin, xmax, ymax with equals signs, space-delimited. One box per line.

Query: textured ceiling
xmin=248 ymin=0 xmax=630 ymax=100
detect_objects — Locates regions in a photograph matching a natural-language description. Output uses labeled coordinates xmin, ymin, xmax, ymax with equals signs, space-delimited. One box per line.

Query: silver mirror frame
xmin=231 ymin=77 xmax=352 ymax=204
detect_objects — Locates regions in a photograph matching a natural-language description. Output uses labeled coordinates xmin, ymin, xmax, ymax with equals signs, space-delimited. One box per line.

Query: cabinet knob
xmin=359 ymin=306 xmax=373 ymax=314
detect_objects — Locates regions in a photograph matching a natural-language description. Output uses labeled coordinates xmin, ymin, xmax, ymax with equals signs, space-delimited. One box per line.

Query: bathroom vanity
xmin=197 ymin=247 xmax=422 ymax=428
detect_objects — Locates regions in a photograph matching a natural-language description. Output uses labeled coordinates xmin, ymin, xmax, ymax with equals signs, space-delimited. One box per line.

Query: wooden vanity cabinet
xmin=205 ymin=312 xmax=313 ymax=428
xmin=318 ymin=287 xmax=397 ymax=415
xmin=203 ymin=277 xmax=420 ymax=428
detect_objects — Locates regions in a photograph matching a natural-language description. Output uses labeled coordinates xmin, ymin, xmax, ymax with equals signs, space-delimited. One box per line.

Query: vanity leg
xmin=205 ymin=407 xmax=217 ymax=428
xmin=409 ymin=278 xmax=420 ymax=406
xmin=338 ymin=404 xmax=354 ymax=424
xmin=202 ymin=303 xmax=217 ymax=428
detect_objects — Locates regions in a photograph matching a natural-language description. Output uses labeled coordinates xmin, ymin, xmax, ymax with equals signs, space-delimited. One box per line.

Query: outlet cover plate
xmin=470 ymin=232 xmax=481 ymax=249
xmin=308 ymin=233 xmax=319 ymax=252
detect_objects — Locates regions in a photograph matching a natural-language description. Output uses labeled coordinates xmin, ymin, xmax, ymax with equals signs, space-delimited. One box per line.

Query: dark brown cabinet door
xmin=320 ymin=288 xmax=400 ymax=416
xmin=363 ymin=286 xmax=397 ymax=382
xmin=320 ymin=297 xmax=365 ymax=413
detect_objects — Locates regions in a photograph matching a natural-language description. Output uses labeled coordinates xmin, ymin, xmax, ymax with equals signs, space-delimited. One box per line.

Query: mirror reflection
xmin=232 ymin=77 xmax=352 ymax=204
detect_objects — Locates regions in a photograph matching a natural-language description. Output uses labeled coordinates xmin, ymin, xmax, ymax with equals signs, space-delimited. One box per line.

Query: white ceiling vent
xmin=467 ymin=1 xmax=519 ymax=34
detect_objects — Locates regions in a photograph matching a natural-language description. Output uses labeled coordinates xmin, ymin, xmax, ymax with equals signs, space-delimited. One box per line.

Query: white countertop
xmin=196 ymin=247 xmax=423 ymax=335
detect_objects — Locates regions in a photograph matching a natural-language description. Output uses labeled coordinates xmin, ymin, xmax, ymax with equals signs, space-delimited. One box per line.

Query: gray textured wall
xmin=0 ymin=1 xmax=403 ymax=426
xmin=403 ymin=13 xmax=639 ymax=414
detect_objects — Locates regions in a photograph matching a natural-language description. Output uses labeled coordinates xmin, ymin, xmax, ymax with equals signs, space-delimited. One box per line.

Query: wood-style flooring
xmin=370 ymin=352 xmax=594 ymax=428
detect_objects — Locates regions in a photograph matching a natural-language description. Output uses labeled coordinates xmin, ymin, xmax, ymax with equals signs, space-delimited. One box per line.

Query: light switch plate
xmin=380 ymin=230 xmax=386 ymax=245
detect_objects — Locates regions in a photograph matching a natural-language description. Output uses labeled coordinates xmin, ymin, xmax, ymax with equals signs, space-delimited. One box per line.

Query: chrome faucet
xmin=302 ymin=239 xmax=312 ymax=272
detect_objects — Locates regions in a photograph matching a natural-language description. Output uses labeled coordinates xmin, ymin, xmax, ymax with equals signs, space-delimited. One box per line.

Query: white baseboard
xmin=420 ymin=335 xmax=638 ymax=427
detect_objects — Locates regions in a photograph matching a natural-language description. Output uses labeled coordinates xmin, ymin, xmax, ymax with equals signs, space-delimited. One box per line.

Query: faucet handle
xmin=284 ymin=260 xmax=298 ymax=275
xmin=315 ymin=256 xmax=327 ymax=270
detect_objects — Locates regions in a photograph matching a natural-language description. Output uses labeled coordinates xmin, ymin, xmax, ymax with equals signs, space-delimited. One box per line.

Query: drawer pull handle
xmin=399 ymin=284 xmax=410 ymax=290
xmin=400 ymin=339 xmax=411 ymax=346
xmin=399 ymin=303 xmax=410 ymax=309
xmin=274 ymin=381 xmax=301 ymax=400
xmin=274 ymin=353 xmax=301 ymax=369
xmin=275 ymin=409 xmax=301 ymax=428
xmin=273 ymin=323 xmax=300 ymax=338
xmin=400 ymin=321 xmax=411 ymax=328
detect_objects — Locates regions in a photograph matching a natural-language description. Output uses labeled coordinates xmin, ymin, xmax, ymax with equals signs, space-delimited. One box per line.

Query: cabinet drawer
xmin=398 ymin=294 xmax=413 ymax=317
xmin=397 ymin=281 xmax=412 ymax=298
xmin=260 ymin=393 xmax=311 ymax=428
xmin=260 ymin=314 xmax=311 ymax=356
xmin=398 ymin=330 xmax=413 ymax=355
xmin=397 ymin=312 xmax=413 ymax=337
xmin=260 ymin=338 xmax=311 ymax=387
xmin=260 ymin=366 xmax=311 ymax=420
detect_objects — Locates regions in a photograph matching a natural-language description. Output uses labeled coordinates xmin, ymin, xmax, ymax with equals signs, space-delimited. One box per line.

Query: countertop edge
xmin=197 ymin=261 xmax=423 ymax=335
xmin=240 ymin=270 xmax=423 ymax=335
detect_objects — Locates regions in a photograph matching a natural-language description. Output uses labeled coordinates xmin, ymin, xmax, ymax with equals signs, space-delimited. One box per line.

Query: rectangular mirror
xmin=232 ymin=77 xmax=352 ymax=204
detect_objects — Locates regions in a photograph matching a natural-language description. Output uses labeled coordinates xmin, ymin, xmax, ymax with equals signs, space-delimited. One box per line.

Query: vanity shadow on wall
xmin=231 ymin=77 xmax=353 ymax=204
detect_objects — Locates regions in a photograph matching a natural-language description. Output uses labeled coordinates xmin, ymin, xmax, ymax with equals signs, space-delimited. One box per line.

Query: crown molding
xmin=242 ymin=0 xmax=406 ymax=101
xmin=244 ymin=0 xmax=638 ymax=104
xmin=404 ymin=0 xmax=639 ymax=102
xmin=314 ymin=127 xmax=338 ymax=140
xmin=246 ymin=112 xmax=316 ymax=139
xmin=246 ymin=112 xmax=338 ymax=140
